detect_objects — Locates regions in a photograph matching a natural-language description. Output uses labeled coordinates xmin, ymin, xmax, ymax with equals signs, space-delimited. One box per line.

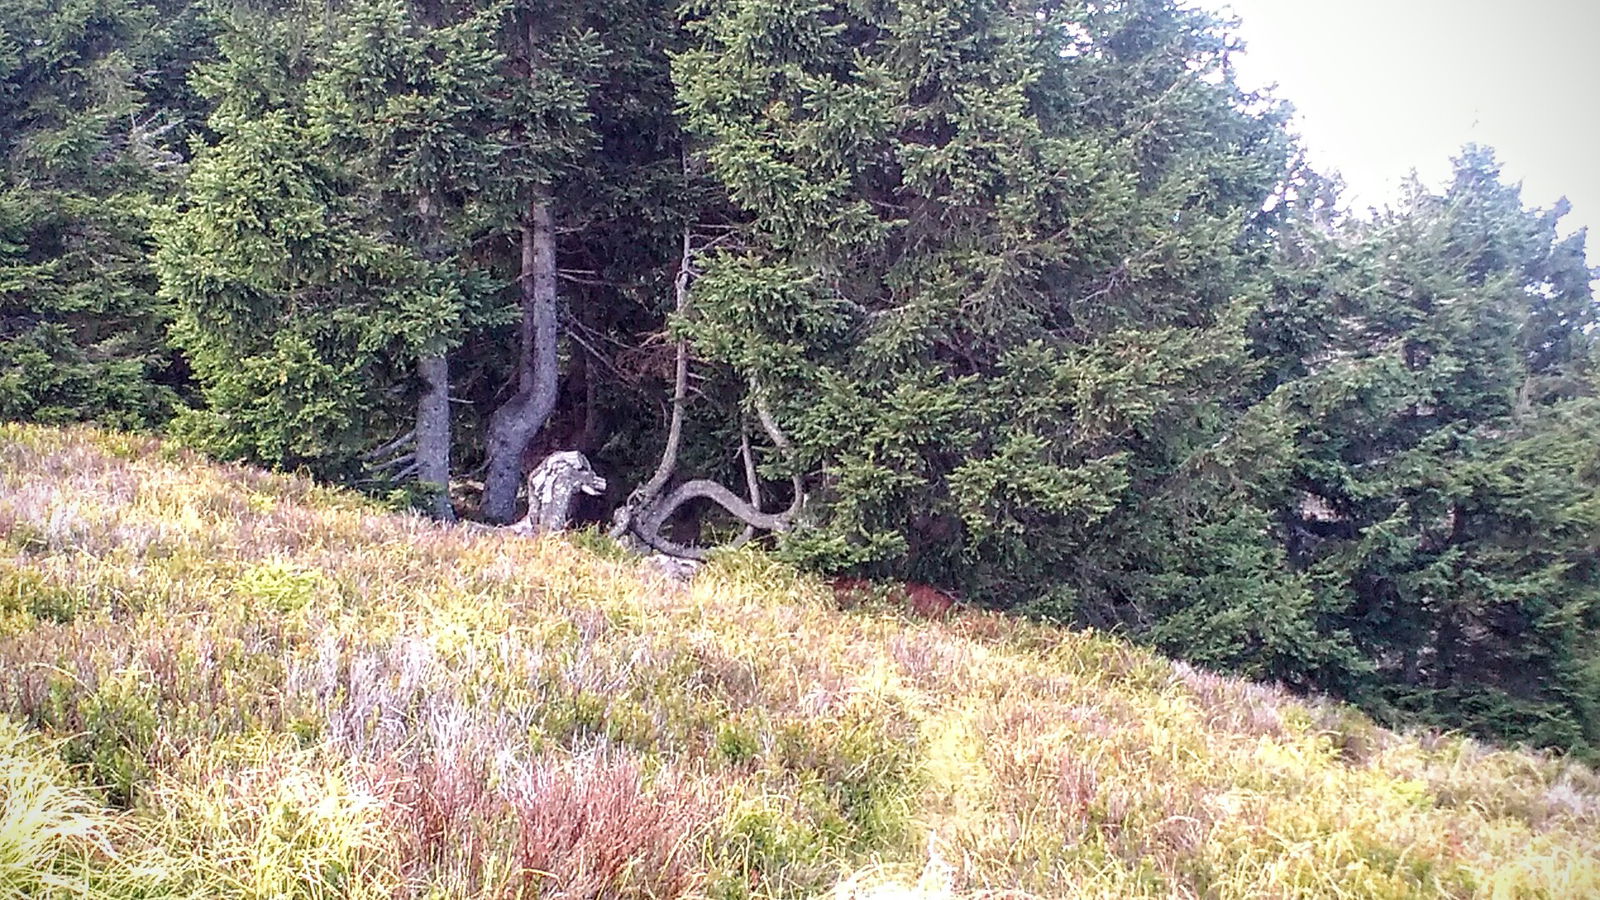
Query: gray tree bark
xmin=503 ymin=451 xmax=607 ymax=536
xmin=483 ymin=195 xmax=562 ymax=523
xmin=416 ymin=352 xmax=455 ymax=521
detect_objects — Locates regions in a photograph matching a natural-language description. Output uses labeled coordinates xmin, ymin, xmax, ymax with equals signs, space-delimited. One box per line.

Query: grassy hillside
xmin=1 ymin=423 xmax=1596 ymax=899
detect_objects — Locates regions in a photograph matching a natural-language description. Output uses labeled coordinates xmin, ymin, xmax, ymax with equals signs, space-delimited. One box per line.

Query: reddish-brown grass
xmin=831 ymin=577 xmax=959 ymax=620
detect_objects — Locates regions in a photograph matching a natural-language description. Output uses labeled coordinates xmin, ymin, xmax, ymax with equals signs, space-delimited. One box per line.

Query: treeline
xmin=4 ymin=0 xmax=1597 ymax=755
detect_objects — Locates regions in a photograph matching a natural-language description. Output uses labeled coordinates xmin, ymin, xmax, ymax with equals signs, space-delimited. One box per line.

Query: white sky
xmin=1216 ymin=0 xmax=1600 ymax=261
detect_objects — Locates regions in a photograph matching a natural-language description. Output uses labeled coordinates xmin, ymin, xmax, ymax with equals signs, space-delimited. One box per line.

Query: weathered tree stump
xmin=503 ymin=451 xmax=607 ymax=536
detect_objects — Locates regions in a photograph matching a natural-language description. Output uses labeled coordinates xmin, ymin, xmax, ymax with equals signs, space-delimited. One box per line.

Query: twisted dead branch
xmin=610 ymin=223 xmax=803 ymax=559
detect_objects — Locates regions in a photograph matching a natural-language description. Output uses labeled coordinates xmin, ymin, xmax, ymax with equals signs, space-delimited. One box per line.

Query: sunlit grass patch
xmin=0 ymin=716 xmax=114 ymax=896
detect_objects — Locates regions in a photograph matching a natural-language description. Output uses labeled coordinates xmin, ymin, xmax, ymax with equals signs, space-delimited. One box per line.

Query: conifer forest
xmin=5 ymin=0 xmax=1598 ymax=759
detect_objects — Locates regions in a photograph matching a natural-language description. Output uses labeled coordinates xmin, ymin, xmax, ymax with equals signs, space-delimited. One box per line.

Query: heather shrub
xmin=74 ymin=669 xmax=161 ymax=808
xmin=0 ymin=560 xmax=78 ymax=625
xmin=773 ymin=711 xmax=921 ymax=854
xmin=503 ymin=749 xmax=714 ymax=899
xmin=711 ymin=794 xmax=835 ymax=900
xmin=1 ymin=521 xmax=47 ymax=553
xmin=0 ymin=425 xmax=1596 ymax=898
xmin=564 ymin=526 xmax=640 ymax=564
xmin=714 ymin=716 xmax=761 ymax=766
xmin=235 ymin=560 xmax=326 ymax=616
xmin=149 ymin=735 xmax=399 ymax=900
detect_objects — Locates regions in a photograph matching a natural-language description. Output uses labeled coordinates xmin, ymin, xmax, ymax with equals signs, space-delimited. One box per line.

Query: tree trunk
xmin=416 ymin=352 xmax=455 ymax=521
xmin=483 ymin=195 xmax=562 ymax=522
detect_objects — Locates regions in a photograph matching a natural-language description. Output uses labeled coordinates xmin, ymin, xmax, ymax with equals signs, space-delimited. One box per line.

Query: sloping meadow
xmin=0 ymin=423 xmax=1596 ymax=899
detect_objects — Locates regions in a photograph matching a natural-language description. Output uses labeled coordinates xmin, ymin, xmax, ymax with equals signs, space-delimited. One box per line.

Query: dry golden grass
xmin=0 ymin=422 xmax=1596 ymax=898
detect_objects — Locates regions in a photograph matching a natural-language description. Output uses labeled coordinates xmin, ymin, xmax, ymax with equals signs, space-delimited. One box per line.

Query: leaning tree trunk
xmin=483 ymin=194 xmax=562 ymax=523
xmin=416 ymin=352 xmax=455 ymax=521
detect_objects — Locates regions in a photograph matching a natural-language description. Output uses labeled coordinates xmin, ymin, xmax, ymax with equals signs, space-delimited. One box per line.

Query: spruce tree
xmin=1264 ymin=147 xmax=1600 ymax=751
xmin=156 ymin=0 xmax=509 ymax=497
xmin=0 ymin=0 xmax=208 ymax=427
xmin=662 ymin=0 xmax=1294 ymax=604
xmin=157 ymin=0 xmax=681 ymax=519
xmin=472 ymin=0 xmax=607 ymax=523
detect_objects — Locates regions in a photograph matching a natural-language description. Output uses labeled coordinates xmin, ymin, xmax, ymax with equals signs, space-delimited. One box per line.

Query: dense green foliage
xmin=155 ymin=0 xmax=514 ymax=478
xmin=674 ymin=0 xmax=1290 ymax=586
xmin=0 ymin=0 xmax=208 ymax=426
xmin=1260 ymin=150 xmax=1600 ymax=750
xmin=2 ymin=0 xmax=1596 ymax=754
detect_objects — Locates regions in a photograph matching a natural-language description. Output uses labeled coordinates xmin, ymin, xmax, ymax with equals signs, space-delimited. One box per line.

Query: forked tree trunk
xmin=483 ymin=195 xmax=562 ymax=523
xmin=416 ymin=352 xmax=454 ymax=521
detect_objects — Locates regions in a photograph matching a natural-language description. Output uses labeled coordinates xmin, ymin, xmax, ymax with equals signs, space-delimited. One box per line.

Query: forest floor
xmin=1 ymin=423 xmax=1597 ymax=899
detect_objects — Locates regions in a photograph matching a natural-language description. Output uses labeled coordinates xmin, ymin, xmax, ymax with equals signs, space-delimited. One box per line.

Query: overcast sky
xmin=1216 ymin=0 xmax=1600 ymax=259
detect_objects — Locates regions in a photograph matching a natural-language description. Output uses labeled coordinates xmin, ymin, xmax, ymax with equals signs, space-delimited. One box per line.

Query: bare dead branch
xmin=363 ymin=429 xmax=416 ymax=462
xmin=611 ymin=225 xmax=693 ymax=539
xmin=633 ymin=478 xmax=797 ymax=561
xmin=733 ymin=421 xmax=761 ymax=547
xmin=557 ymin=271 xmax=622 ymax=288
xmin=750 ymin=378 xmax=806 ymax=521
xmin=612 ymin=203 xmax=806 ymax=557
